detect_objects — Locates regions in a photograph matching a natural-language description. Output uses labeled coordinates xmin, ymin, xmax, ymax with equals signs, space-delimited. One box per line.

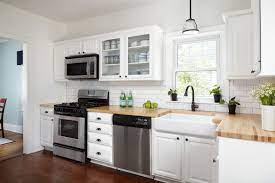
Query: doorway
xmin=0 ymin=37 xmax=26 ymax=161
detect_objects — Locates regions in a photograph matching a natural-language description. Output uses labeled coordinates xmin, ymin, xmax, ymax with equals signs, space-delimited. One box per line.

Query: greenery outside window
xmin=175 ymin=35 xmax=220 ymax=98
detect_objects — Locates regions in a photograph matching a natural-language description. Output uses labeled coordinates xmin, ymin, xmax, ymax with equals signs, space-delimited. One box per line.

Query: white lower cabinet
xmin=40 ymin=107 xmax=54 ymax=148
xmin=184 ymin=137 xmax=218 ymax=183
xmin=152 ymin=131 xmax=182 ymax=180
xmin=87 ymin=112 xmax=113 ymax=165
xmin=152 ymin=131 xmax=218 ymax=183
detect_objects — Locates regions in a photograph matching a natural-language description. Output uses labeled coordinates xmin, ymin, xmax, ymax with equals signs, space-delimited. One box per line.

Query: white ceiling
xmin=0 ymin=0 xmax=158 ymax=23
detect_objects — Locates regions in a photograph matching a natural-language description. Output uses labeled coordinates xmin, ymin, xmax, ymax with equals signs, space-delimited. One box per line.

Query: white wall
xmin=0 ymin=40 xmax=23 ymax=127
xmin=0 ymin=2 xmax=67 ymax=154
xmin=65 ymin=0 xmax=250 ymax=39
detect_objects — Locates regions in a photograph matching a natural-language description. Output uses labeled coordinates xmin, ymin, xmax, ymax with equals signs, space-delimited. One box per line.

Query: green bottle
xmin=120 ymin=91 xmax=126 ymax=108
xmin=127 ymin=91 xmax=133 ymax=107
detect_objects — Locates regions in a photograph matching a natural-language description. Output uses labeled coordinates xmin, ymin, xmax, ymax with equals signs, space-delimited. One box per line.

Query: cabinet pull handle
xmin=185 ymin=138 xmax=188 ymax=141
xmin=176 ymin=137 xmax=180 ymax=140
xmin=96 ymin=139 xmax=101 ymax=142
xmin=96 ymin=128 xmax=101 ymax=131
xmin=96 ymin=117 xmax=101 ymax=120
xmin=96 ymin=152 xmax=101 ymax=155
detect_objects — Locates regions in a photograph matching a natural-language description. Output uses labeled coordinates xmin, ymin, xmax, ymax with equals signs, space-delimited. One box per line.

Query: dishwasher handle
xmin=113 ymin=114 xmax=151 ymax=129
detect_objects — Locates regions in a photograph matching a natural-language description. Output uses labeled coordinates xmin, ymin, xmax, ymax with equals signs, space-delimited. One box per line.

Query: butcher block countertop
xmin=215 ymin=113 xmax=275 ymax=142
xmin=87 ymin=106 xmax=171 ymax=118
xmin=40 ymin=103 xmax=56 ymax=108
xmin=87 ymin=105 xmax=275 ymax=143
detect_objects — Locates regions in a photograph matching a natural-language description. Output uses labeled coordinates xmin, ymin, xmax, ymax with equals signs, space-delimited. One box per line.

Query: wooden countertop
xmin=215 ymin=113 xmax=275 ymax=142
xmin=40 ymin=103 xmax=56 ymax=108
xmin=87 ymin=106 xmax=171 ymax=118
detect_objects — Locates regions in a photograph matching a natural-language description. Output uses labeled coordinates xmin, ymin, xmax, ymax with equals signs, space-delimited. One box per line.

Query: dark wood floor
xmin=0 ymin=130 xmax=23 ymax=161
xmin=0 ymin=151 xmax=157 ymax=183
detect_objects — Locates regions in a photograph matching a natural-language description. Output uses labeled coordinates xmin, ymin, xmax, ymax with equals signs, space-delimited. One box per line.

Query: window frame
xmin=173 ymin=34 xmax=221 ymax=100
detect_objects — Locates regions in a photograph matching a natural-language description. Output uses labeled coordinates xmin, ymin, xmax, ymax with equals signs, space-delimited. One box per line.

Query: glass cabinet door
xmin=127 ymin=34 xmax=150 ymax=77
xmin=101 ymin=38 xmax=121 ymax=77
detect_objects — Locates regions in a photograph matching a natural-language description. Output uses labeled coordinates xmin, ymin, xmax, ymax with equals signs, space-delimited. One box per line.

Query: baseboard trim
xmin=3 ymin=123 xmax=23 ymax=134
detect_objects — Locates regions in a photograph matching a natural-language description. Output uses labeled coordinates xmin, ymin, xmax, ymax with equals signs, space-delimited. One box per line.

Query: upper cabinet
xmin=99 ymin=26 xmax=163 ymax=81
xmin=53 ymin=26 xmax=163 ymax=82
xmin=258 ymin=0 xmax=275 ymax=77
xmin=224 ymin=10 xmax=260 ymax=79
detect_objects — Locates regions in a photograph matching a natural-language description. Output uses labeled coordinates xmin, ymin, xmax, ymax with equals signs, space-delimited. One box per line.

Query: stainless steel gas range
xmin=53 ymin=89 xmax=109 ymax=162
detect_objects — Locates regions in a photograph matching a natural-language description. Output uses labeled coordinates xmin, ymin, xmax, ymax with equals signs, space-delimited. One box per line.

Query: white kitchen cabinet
xmin=152 ymin=131 xmax=182 ymax=180
xmin=184 ymin=137 xmax=218 ymax=183
xmin=152 ymin=131 xmax=218 ymax=183
xmin=82 ymin=39 xmax=99 ymax=54
xmin=99 ymin=26 xmax=163 ymax=81
xmin=99 ymin=34 xmax=124 ymax=80
xmin=87 ymin=112 xmax=113 ymax=165
xmin=64 ymin=41 xmax=83 ymax=56
xmin=40 ymin=107 xmax=54 ymax=149
xmin=258 ymin=0 xmax=275 ymax=77
xmin=53 ymin=43 xmax=67 ymax=82
xmin=224 ymin=10 xmax=256 ymax=79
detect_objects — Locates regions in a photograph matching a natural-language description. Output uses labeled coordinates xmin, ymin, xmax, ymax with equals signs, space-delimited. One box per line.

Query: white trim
xmin=4 ymin=123 xmax=23 ymax=134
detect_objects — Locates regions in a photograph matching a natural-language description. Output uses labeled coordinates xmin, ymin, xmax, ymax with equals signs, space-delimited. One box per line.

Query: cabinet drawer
xmin=40 ymin=107 xmax=54 ymax=116
xmin=88 ymin=132 xmax=113 ymax=147
xmin=88 ymin=112 xmax=113 ymax=124
xmin=88 ymin=122 xmax=113 ymax=135
xmin=87 ymin=142 xmax=113 ymax=164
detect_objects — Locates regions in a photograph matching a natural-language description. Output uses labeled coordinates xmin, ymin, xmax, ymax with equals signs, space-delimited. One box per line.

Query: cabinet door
xmin=53 ymin=44 xmax=67 ymax=82
xmin=126 ymin=33 xmax=152 ymax=79
xmin=82 ymin=39 xmax=99 ymax=54
xmin=226 ymin=13 xmax=254 ymax=79
xmin=184 ymin=137 xmax=217 ymax=183
xmin=65 ymin=41 xmax=82 ymax=56
xmin=152 ymin=131 xmax=182 ymax=180
xmin=99 ymin=36 xmax=124 ymax=80
xmin=260 ymin=0 xmax=275 ymax=76
xmin=41 ymin=116 xmax=54 ymax=148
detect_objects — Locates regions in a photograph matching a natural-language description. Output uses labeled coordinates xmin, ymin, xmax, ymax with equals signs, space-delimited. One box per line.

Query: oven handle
xmin=58 ymin=120 xmax=61 ymax=136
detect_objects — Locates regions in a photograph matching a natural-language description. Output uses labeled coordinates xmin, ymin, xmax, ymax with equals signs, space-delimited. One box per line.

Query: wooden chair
xmin=0 ymin=98 xmax=7 ymax=138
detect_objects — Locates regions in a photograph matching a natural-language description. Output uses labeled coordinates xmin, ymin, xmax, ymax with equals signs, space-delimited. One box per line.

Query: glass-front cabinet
xmin=127 ymin=34 xmax=151 ymax=78
xmin=99 ymin=26 xmax=163 ymax=81
xmin=100 ymin=36 xmax=123 ymax=79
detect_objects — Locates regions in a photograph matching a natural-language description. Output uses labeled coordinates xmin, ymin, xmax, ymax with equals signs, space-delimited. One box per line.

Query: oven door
xmin=54 ymin=115 xmax=85 ymax=149
xmin=65 ymin=57 xmax=89 ymax=79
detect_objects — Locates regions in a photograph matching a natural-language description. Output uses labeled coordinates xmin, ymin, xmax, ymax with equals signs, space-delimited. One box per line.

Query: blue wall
xmin=0 ymin=40 xmax=23 ymax=126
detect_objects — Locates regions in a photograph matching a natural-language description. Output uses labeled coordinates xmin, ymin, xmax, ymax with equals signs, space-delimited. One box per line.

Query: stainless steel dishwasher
xmin=113 ymin=114 xmax=151 ymax=176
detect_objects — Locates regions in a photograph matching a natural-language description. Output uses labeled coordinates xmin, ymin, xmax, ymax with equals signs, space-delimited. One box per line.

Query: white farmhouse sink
xmin=153 ymin=113 xmax=217 ymax=138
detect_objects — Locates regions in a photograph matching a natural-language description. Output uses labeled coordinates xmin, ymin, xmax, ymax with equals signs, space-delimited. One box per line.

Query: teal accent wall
xmin=0 ymin=40 xmax=23 ymax=126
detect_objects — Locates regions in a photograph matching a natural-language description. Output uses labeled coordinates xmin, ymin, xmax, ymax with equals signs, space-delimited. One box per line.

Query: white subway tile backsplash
xmin=65 ymin=78 xmax=272 ymax=114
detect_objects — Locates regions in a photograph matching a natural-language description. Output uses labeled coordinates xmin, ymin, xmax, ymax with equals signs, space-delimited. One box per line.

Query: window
xmin=175 ymin=35 xmax=220 ymax=98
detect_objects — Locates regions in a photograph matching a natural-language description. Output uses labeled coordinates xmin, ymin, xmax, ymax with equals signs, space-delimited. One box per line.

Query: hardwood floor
xmin=0 ymin=130 xmax=23 ymax=161
xmin=0 ymin=151 xmax=157 ymax=183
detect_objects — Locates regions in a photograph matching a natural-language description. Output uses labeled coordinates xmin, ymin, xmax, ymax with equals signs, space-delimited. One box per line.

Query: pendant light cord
xmin=189 ymin=0 xmax=192 ymax=19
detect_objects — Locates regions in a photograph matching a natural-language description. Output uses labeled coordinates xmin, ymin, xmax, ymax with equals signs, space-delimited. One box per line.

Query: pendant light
xmin=182 ymin=0 xmax=199 ymax=34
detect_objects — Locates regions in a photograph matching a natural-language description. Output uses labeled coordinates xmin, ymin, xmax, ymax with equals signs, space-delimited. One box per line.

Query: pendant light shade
xmin=182 ymin=0 xmax=199 ymax=34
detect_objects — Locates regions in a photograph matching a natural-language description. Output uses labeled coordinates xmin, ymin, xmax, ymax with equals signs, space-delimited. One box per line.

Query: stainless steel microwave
xmin=65 ymin=54 xmax=99 ymax=80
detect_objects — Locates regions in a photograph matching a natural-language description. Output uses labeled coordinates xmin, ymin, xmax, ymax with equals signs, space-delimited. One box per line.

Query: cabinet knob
xmin=251 ymin=70 xmax=255 ymax=74
xmin=176 ymin=137 xmax=180 ymax=140
xmin=51 ymin=119 xmax=54 ymax=122
xmin=119 ymin=75 xmax=122 ymax=78
xmin=125 ymin=75 xmax=128 ymax=78
xmin=96 ymin=139 xmax=101 ymax=142
xmin=45 ymin=111 xmax=48 ymax=114
xmin=82 ymin=52 xmax=85 ymax=54
xmin=96 ymin=152 xmax=101 ymax=155
xmin=96 ymin=117 xmax=101 ymax=120
xmin=213 ymin=159 xmax=217 ymax=163
xmin=78 ymin=52 xmax=81 ymax=54
xmin=96 ymin=128 xmax=101 ymax=131
xmin=185 ymin=138 xmax=189 ymax=141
